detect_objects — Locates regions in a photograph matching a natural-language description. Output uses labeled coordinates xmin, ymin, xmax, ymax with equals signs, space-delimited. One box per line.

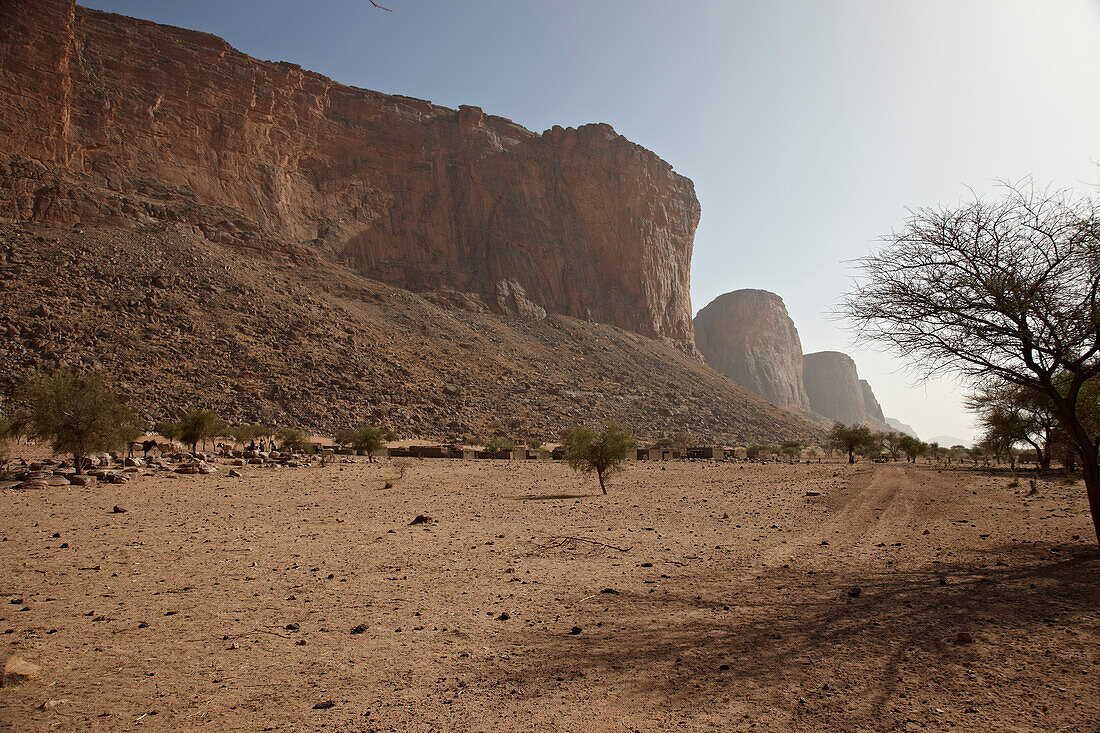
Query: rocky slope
xmin=693 ymin=290 xmax=811 ymax=411
xmin=0 ymin=0 xmax=698 ymax=340
xmin=802 ymin=351 xmax=890 ymax=430
xmin=0 ymin=222 xmax=818 ymax=445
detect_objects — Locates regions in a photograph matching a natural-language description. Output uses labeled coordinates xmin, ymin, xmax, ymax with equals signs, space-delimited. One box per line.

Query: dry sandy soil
xmin=1 ymin=456 xmax=1097 ymax=732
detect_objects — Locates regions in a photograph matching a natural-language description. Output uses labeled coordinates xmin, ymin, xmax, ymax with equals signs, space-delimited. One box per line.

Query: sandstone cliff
xmin=693 ymin=290 xmax=811 ymax=411
xmin=0 ymin=0 xmax=699 ymax=340
xmin=802 ymin=351 xmax=889 ymax=430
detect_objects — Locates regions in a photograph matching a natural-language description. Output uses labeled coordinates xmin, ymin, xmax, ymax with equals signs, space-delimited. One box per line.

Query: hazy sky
xmin=85 ymin=0 xmax=1100 ymax=443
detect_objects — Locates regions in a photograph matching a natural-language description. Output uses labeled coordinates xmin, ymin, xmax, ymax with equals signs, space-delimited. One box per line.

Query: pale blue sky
xmin=84 ymin=0 xmax=1100 ymax=442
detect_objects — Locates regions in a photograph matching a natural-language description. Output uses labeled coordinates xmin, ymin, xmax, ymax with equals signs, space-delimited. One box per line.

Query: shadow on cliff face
xmin=489 ymin=544 xmax=1100 ymax=727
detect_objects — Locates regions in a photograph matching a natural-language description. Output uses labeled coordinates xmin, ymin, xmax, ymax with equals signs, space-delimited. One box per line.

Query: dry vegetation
xmin=1 ymin=453 xmax=1096 ymax=732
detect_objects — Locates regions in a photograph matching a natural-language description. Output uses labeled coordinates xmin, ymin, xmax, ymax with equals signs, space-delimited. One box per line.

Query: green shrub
xmin=562 ymin=422 xmax=637 ymax=495
xmin=276 ymin=427 xmax=314 ymax=453
xmin=22 ymin=369 xmax=137 ymax=475
xmin=177 ymin=408 xmax=220 ymax=452
xmin=484 ymin=437 xmax=515 ymax=453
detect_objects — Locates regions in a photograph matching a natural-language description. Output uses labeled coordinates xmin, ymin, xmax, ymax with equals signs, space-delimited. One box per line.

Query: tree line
xmin=0 ymin=369 xmax=642 ymax=493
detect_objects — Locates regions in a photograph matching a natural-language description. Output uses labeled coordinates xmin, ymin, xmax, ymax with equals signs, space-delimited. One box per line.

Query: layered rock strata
xmin=0 ymin=0 xmax=699 ymax=339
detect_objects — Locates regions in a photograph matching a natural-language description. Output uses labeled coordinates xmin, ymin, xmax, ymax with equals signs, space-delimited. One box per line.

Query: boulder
xmin=177 ymin=461 xmax=216 ymax=475
xmin=1 ymin=654 xmax=40 ymax=687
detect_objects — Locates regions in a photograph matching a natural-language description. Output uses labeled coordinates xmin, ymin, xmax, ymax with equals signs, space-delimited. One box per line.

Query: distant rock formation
xmin=885 ymin=418 xmax=918 ymax=438
xmin=802 ymin=352 xmax=889 ymax=430
xmin=860 ymin=380 xmax=886 ymax=425
xmin=0 ymin=0 xmax=699 ymax=340
xmin=693 ymin=290 xmax=812 ymax=411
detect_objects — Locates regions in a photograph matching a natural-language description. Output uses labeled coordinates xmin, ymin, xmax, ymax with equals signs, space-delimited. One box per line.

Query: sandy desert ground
xmin=1 ymin=456 xmax=1097 ymax=732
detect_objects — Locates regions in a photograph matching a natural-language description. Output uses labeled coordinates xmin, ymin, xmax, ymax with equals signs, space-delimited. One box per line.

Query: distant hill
xmin=930 ymin=435 xmax=972 ymax=449
xmin=885 ymin=418 xmax=918 ymax=438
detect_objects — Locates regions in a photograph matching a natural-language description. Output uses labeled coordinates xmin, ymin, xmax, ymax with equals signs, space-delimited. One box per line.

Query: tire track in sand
xmin=757 ymin=464 xmax=915 ymax=569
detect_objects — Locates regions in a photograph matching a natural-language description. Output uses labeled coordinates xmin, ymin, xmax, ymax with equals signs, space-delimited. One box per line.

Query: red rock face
xmin=0 ymin=0 xmax=699 ymax=340
xmin=693 ymin=289 xmax=812 ymax=411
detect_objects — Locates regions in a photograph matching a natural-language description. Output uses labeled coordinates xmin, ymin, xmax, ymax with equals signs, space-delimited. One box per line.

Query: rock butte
xmin=694 ymin=290 xmax=893 ymax=430
xmin=803 ymin=351 xmax=890 ymax=431
xmin=0 ymin=0 xmax=698 ymax=341
xmin=693 ymin=290 xmax=812 ymax=411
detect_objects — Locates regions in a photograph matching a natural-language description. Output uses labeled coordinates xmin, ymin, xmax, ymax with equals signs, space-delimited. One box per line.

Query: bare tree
xmin=839 ymin=183 xmax=1100 ymax=544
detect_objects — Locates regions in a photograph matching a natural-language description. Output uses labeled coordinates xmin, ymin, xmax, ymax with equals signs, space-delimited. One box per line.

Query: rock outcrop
xmin=859 ymin=379 xmax=885 ymax=425
xmin=0 ymin=0 xmax=699 ymax=340
xmin=802 ymin=352 xmax=889 ymax=430
xmin=693 ymin=290 xmax=811 ymax=411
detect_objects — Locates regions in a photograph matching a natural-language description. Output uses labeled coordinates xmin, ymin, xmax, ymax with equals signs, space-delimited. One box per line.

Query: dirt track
xmin=1 ymin=459 xmax=1097 ymax=731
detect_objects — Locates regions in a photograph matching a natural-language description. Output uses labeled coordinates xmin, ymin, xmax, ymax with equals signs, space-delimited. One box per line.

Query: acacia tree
xmin=781 ymin=440 xmax=802 ymax=463
xmin=177 ymin=408 xmax=220 ymax=452
xmin=276 ymin=427 xmax=314 ymax=453
xmin=840 ymin=184 xmax=1100 ymax=544
xmin=897 ymin=435 xmax=928 ymax=462
xmin=879 ymin=431 xmax=906 ymax=461
xmin=978 ymin=430 xmax=1018 ymax=472
xmin=22 ymin=369 xmax=136 ymax=475
xmin=156 ymin=420 xmax=182 ymax=445
xmin=350 ymin=424 xmax=394 ymax=462
xmin=563 ymin=422 xmax=637 ymax=494
xmin=966 ymin=381 xmax=1058 ymax=469
xmin=828 ymin=422 xmax=877 ymax=464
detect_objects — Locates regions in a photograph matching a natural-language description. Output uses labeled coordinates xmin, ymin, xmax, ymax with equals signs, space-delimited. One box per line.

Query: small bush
xmin=484 ymin=437 xmax=515 ymax=453
xmin=562 ymin=422 xmax=637 ymax=495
